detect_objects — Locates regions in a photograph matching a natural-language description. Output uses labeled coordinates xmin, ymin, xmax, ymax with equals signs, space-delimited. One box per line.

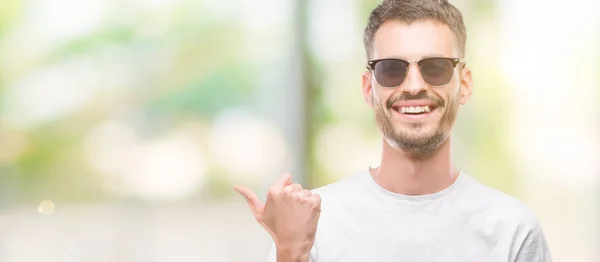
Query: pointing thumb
xmin=234 ymin=186 xmax=264 ymax=218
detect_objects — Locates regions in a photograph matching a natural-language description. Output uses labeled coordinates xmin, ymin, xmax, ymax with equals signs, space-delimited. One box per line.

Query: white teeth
xmin=399 ymin=106 xmax=431 ymax=114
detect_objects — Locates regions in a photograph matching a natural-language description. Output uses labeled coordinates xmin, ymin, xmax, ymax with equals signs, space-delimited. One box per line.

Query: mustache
xmin=386 ymin=92 xmax=444 ymax=109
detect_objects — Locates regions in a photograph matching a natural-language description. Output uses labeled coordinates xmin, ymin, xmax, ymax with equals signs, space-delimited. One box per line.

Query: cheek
xmin=372 ymin=88 xmax=393 ymax=107
xmin=442 ymin=82 xmax=461 ymax=107
xmin=440 ymin=89 xmax=461 ymax=122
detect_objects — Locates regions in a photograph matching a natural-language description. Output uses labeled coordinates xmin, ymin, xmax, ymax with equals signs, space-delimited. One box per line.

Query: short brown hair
xmin=363 ymin=0 xmax=467 ymax=60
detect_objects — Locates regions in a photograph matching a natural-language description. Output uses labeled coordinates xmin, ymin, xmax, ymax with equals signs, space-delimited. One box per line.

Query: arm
xmin=514 ymin=222 xmax=553 ymax=262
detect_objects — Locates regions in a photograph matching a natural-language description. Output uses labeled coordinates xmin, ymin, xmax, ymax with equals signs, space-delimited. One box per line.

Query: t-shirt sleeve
xmin=513 ymin=221 xmax=553 ymax=262
xmin=266 ymin=243 xmax=276 ymax=262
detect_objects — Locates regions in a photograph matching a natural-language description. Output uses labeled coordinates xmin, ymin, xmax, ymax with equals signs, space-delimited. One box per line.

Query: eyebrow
xmin=421 ymin=54 xmax=450 ymax=58
xmin=377 ymin=54 xmax=451 ymax=60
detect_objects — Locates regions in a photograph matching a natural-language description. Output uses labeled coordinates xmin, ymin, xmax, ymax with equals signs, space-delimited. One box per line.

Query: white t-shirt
xmin=267 ymin=169 xmax=552 ymax=262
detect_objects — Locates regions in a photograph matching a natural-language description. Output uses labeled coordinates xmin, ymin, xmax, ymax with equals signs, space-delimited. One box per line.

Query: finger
xmin=291 ymin=190 xmax=301 ymax=202
xmin=300 ymin=189 xmax=311 ymax=197
xmin=310 ymin=193 xmax=322 ymax=209
xmin=272 ymin=173 xmax=293 ymax=190
xmin=311 ymin=193 xmax=321 ymax=203
xmin=233 ymin=186 xmax=265 ymax=217
xmin=288 ymin=183 xmax=302 ymax=192
xmin=283 ymin=184 xmax=294 ymax=196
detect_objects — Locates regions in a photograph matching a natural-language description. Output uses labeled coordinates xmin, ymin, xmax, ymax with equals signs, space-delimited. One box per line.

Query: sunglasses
xmin=367 ymin=57 xmax=463 ymax=87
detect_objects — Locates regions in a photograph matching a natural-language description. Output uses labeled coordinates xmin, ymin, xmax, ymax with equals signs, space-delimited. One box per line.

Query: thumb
xmin=234 ymin=186 xmax=265 ymax=218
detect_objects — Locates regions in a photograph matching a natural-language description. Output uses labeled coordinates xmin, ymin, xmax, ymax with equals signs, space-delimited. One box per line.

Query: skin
xmin=234 ymin=18 xmax=474 ymax=261
xmin=234 ymin=175 xmax=320 ymax=262
xmin=364 ymin=19 xmax=473 ymax=195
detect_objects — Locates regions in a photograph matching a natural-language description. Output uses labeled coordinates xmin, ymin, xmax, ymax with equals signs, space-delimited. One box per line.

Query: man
xmin=234 ymin=0 xmax=553 ymax=261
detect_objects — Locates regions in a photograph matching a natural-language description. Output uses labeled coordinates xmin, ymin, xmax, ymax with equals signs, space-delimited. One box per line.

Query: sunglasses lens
xmin=373 ymin=60 xmax=408 ymax=87
xmin=419 ymin=58 xmax=455 ymax=86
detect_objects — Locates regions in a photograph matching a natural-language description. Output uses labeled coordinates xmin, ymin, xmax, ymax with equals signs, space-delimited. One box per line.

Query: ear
xmin=459 ymin=65 xmax=473 ymax=105
xmin=362 ymin=70 xmax=374 ymax=108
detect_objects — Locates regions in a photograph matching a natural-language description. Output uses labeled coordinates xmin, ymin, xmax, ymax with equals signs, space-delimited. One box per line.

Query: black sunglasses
xmin=367 ymin=57 xmax=463 ymax=87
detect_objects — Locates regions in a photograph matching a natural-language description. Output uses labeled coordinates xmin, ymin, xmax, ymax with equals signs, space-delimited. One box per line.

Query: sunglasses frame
xmin=366 ymin=57 xmax=464 ymax=88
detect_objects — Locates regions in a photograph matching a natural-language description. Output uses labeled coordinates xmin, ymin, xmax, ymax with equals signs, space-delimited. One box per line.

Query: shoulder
xmin=460 ymin=174 xmax=540 ymax=228
xmin=460 ymin=175 xmax=552 ymax=260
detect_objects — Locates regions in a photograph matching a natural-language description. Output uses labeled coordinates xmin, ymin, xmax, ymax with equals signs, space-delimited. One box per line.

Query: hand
xmin=234 ymin=173 xmax=321 ymax=257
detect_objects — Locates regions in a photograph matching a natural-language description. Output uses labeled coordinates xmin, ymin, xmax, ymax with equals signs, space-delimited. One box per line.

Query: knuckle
xmin=291 ymin=192 xmax=300 ymax=201
xmin=267 ymin=188 xmax=280 ymax=198
xmin=299 ymin=196 xmax=308 ymax=204
xmin=311 ymin=200 xmax=319 ymax=209
xmin=311 ymin=196 xmax=322 ymax=207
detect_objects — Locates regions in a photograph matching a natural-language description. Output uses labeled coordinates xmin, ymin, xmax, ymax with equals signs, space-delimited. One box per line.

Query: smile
xmin=399 ymin=105 xmax=430 ymax=114
xmin=391 ymin=104 xmax=439 ymax=119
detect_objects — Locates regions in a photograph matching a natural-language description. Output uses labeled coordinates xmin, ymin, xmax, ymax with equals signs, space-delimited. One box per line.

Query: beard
xmin=374 ymin=92 xmax=459 ymax=158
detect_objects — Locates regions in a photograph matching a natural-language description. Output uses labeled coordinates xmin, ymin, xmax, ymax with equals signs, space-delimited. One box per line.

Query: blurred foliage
xmin=0 ymin=1 xmax=255 ymax=203
xmin=148 ymin=63 xmax=256 ymax=118
xmin=0 ymin=0 xmax=21 ymax=36
xmin=0 ymin=0 xmax=521 ymax=205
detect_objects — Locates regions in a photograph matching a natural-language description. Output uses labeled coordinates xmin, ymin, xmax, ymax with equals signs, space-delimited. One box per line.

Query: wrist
xmin=275 ymin=238 xmax=312 ymax=262
xmin=275 ymin=246 xmax=310 ymax=262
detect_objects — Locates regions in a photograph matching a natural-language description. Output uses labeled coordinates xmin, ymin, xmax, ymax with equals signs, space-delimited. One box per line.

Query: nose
xmin=400 ymin=63 xmax=428 ymax=95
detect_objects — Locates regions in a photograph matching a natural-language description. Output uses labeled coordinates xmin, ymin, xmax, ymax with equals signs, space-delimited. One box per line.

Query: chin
xmin=397 ymin=123 xmax=437 ymax=136
xmin=385 ymin=126 xmax=449 ymax=155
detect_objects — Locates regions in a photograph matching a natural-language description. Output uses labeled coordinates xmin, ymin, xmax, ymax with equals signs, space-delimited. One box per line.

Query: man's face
xmin=362 ymin=19 xmax=473 ymax=157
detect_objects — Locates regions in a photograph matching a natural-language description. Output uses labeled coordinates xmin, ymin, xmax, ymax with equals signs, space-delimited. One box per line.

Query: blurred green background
xmin=0 ymin=0 xmax=598 ymax=261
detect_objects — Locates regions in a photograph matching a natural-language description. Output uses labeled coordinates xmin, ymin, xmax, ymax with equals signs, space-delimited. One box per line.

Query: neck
xmin=370 ymin=136 xmax=459 ymax=195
